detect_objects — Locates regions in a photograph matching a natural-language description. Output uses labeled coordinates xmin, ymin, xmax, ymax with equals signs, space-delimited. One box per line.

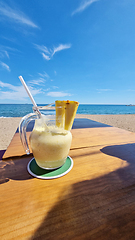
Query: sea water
xmin=1 ymin=104 xmax=135 ymax=117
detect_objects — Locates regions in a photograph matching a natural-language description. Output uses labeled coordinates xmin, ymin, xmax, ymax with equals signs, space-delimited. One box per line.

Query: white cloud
xmin=47 ymin=91 xmax=71 ymax=97
xmin=0 ymin=80 xmax=15 ymax=89
xmin=0 ymin=2 xmax=38 ymax=28
xmin=97 ymin=89 xmax=112 ymax=93
xmin=43 ymin=88 xmax=50 ymax=92
xmin=28 ymin=72 xmax=50 ymax=86
xmin=52 ymin=86 xmax=59 ymax=89
xmin=34 ymin=43 xmax=71 ymax=61
xmin=0 ymin=46 xmax=10 ymax=59
xmin=0 ymin=62 xmax=10 ymax=71
xmin=52 ymin=44 xmax=72 ymax=56
xmin=0 ymin=45 xmax=20 ymax=59
xmin=38 ymin=71 xmax=49 ymax=78
xmin=1 ymin=36 xmax=16 ymax=43
xmin=4 ymin=50 xmax=9 ymax=58
xmin=97 ymin=89 xmax=112 ymax=91
xmin=0 ymin=80 xmax=42 ymax=101
xmin=34 ymin=44 xmax=50 ymax=54
xmin=72 ymin=0 xmax=98 ymax=16
xmin=42 ymin=52 xmax=51 ymax=61
xmin=0 ymin=48 xmax=10 ymax=59
xmin=28 ymin=78 xmax=46 ymax=85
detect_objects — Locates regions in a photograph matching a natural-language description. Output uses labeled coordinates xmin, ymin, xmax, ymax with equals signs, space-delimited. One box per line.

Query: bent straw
xmin=19 ymin=76 xmax=41 ymax=115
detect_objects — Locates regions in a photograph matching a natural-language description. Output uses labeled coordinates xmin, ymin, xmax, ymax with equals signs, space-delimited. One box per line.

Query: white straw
xmin=19 ymin=76 xmax=41 ymax=115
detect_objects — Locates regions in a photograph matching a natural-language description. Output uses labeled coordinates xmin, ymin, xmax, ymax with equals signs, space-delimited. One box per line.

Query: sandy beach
xmin=1 ymin=114 xmax=135 ymax=150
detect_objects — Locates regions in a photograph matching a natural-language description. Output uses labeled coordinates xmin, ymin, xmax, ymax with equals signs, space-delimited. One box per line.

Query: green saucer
xmin=27 ymin=156 xmax=73 ymax=179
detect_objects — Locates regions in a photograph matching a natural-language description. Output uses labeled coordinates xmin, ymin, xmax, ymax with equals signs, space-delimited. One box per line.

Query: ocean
xmin=1 ymin=104 xmax=135 ymax=117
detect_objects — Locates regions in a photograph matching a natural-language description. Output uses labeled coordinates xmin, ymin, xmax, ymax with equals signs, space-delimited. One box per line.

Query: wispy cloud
xmin=52 ymin=44 xmax=71 ymax=56
xmin=0 ymin=49 xmax=9 ymax=58
xmin=28 ymin=71 xmax=50 ymax=87
xmin=42 ymin=53 xmax=51 ymax=61
xmin=72 ymin=0 xmax=98 ymax=16
xmin=34 ymin=44 xmax=50 ymax=54
xmin=34 ymin=43 xmax=71 ymax=61
xmin=0 ymin=62 xmax=10 ymax=71
xmin=0 ymin=44 xmax=19 ymax=53
xmin=0 ymin=45 xmax=11 ymax=59
xmin=28 ymin=78 xmax=46 ymax=86
xmin=47 ymin=91 xmax=71 ymax=97
xmin=0 ymin=80 xmax=41 ymax=101
xmin=0 ymin=35 xmax=17 ymax=43
xmin=97 ymin=89 xmax=112 ymax=93
xmin=0 ymin=2 xmax=38 ymax=28
xmin=52 ymin=86 xmax=59 ymax=89
xmin=0 ymin=80 xmax=16 ymax=90
xmin=0 ymin=45 xmax=20 ymax=62
xmin=38 ymin=71 xmax=49 ymax=78
xmin=4 ymin=50 xmax=9 ymax=58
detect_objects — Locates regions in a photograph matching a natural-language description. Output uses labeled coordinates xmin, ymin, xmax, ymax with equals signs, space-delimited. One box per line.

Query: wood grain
xmin=2 ymin=126 xmax=135 ymax=159
xmin=1 ymin=126 xmax=135 ymax=239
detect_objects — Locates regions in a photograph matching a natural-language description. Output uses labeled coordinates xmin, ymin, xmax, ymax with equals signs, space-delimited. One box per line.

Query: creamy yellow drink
xmin=19 ymin=100 xmax=79 ymax=171
xmin=29 ymin=119 xmax=72 ymax=169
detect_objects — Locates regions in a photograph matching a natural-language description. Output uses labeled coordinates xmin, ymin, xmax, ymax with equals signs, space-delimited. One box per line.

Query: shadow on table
xmin=29 ymin=143 xmax=135 ymax=240
xmin=14 ymin=118 xmax=112 ymax=133
xmin=0 ymin=156 xmax=33 ymax=184
xmin=72 ymin=118 xmax=112 ymax=129
xmin=0 ymin=149 xmax=6 ymax=161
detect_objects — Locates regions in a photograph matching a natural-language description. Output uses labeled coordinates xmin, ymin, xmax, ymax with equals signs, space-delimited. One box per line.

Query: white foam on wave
xmin=0 ymin=116 xmax=14 ymax=118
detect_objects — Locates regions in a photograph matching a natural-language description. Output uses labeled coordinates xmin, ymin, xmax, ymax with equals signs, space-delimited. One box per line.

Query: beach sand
xmin=1 ymin=114 xmax=135 ymax=150
xmin=0 ymin=117 xmax=21 ymax=151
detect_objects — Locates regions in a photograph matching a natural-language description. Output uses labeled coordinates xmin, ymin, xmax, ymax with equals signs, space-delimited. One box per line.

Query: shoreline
xmin=1 ymin=114 xmax=135 ymax=150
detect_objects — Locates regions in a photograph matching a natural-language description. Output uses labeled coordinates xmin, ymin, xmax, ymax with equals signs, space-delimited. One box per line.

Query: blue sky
xmin=0 ymin=0 xmax=135 ymax=104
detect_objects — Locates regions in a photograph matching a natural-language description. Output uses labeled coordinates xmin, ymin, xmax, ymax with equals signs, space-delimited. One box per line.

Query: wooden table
xmin=1 ymin=118 xmax=135 ymax=240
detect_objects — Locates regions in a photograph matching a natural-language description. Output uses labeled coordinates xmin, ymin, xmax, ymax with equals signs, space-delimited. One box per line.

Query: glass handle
xmin=19 ymin=113 xmax=39 ymax=155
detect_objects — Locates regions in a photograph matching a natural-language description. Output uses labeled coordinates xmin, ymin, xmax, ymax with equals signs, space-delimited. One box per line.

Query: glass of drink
xmin=19 ymin=101 xmax=78 ymax=170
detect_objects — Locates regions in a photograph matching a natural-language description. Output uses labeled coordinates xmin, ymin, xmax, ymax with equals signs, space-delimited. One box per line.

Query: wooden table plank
xmin=2 ymin=118 xmax=112 ymax=159
xmin=2 ymin=126 xmax=135 ymax=159
xmin=1 ymin=122 xmax=135 ymax=239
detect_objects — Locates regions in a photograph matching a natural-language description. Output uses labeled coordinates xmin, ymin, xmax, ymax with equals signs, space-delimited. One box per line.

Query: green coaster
xmin=27 ymin=156 xmax=73 ymax=179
